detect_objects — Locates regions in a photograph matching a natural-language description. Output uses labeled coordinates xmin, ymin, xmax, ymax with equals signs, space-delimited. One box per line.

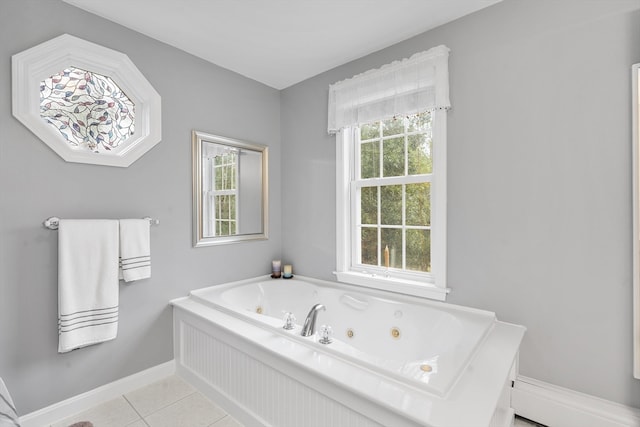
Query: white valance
xmin=327 ymin=45 xmax=451 ymax=134
xmin=202 ymin=141 xmax=238 ymax=159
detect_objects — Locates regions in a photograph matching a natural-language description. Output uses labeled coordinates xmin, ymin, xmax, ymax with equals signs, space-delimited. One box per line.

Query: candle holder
xmin=271 ymin=260 xmax=282 ymax=278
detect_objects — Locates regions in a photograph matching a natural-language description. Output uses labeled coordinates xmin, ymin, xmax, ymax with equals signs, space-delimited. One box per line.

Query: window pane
xmin=361 ymin=141 xmax=380 ymax=179
xmin=380 ymin=185 xmax=402 ymax=225
xmin=382 ymin=117 xmax=404 ymax=137
xmin=40 ymin=67 xmax=135 ymax=153
xmin=408 ymin=133 xmax=432 ymax=175
xmin=383 ymin=137 xmax=404 ymax=177
xmin=360 ymin=186 xmax=378 ymax=225
xmin=406 ymin=112 xmax=431 ymax=133
xmin=360 ymin=122 xmax=379 ymax=141
xmin=381 ymin=228 xmax=402 ymax=268
xmin=406 ymin=229 xmax=431 ymax=272
xmin=215 ymin=166 xmax=222 ymax=190
xmin=217 ymin=196 xmax=229 ymax=219
xmin=361 ymin=227 xmax=378 ymax=266
xmin=220 ymin=220 xmax=229 ymax=236
xmin=230 ymin=195 xmax=236 ymax=218
xmin=406 ymin=183 xmax=431 ymax=226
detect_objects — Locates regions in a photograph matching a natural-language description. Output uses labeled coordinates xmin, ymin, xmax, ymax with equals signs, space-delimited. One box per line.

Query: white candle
xmin=283 ymin=265 xmax=292 ymax=277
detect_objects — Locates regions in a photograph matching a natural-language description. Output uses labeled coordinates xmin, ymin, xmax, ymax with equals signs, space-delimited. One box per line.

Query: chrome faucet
xmin=301 ymin=304 xmax=325 ymax=337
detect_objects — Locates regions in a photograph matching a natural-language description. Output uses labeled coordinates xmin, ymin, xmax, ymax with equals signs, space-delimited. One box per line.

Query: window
xmin=330 ymin=45 xmax=450 ymax=300
xmin=203 ymin=150 xmax=238 ymax=237
xmin=356 ymin=113 xmax=433 ymax=273
xmin=12 ymin=34 xmax=161 ymax=167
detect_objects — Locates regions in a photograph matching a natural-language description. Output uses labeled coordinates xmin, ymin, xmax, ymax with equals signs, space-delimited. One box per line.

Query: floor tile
xmin=51 ymin=396 xmax=140 ymax=427
xmin=124 ymin=375 xmax=194 ymax=417
xmin=126 ymin=420 xmax=149 ymax=427
xmin=144 ymin=393 xmax=226 ymax=427
xmin=210 ymin=415 xmax=243 ymax=427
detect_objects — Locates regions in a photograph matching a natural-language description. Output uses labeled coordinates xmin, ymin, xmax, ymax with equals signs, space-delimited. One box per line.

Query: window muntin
xmin=353 ymin=113 xmax=433 ymax=275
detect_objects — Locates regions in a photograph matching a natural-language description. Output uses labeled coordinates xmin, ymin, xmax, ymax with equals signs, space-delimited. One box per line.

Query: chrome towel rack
xmin=43 ymin=216 xmax=159 ymax=230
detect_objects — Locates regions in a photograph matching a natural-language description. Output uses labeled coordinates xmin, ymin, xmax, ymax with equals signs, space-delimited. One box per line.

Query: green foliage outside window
xmin=359 ymin=112 xmax=432 ymax=273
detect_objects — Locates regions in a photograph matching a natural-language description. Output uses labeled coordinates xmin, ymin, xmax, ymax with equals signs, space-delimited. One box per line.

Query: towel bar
xmin=43 ymin=216 xmax=159 ymax=230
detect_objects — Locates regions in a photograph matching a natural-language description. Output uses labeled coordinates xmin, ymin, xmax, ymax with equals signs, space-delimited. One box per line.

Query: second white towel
xmin=119 ymin=219 xmax=151 ymax=282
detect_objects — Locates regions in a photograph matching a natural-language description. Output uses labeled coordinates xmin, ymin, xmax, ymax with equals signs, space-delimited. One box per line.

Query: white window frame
xmin=12 ymin=34 xmax=161 ymax=167
xmin=336 ymin=111 xmax=448 ymax=301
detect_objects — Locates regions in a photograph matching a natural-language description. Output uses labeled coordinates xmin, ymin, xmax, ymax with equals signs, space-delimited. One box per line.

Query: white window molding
xmin=12 ymin=34 xmax=161 ymax=167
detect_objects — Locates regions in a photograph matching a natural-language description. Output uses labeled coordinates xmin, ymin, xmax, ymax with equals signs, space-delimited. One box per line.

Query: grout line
xmin=139 ymin=390 xmax=198 ymax=422
xmin=208 ymin=414 xmax=230 ymax=427
xmin=122 ymin=393 xmax=144 ymax=421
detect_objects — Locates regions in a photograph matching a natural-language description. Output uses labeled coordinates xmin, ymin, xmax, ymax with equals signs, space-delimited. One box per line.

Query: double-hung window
xmin=329 ymin=45 xmax=450 ymax=300
xmin=203 ymin=149 xmax=238 ymax=237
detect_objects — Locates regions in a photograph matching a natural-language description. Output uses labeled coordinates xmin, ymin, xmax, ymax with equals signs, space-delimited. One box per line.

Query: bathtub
xmin=172 ymin=276 xmax=525 ymax=427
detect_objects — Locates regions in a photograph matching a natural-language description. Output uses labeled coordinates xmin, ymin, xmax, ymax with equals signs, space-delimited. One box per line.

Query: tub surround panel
xmin=176 ymin=312 xmax=384 ymax=427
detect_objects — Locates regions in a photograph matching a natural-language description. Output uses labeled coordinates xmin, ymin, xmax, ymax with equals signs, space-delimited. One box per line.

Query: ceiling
xmin=62 ymin=0 xmax=501 ymax=90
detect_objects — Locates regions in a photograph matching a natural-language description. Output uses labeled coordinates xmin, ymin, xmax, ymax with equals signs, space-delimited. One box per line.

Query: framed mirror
xmin=192 ymin=131 xmax=268 ymax=246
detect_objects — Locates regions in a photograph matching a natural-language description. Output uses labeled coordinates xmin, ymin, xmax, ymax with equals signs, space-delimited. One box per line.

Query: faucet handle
xmin=318 ymin=325 xmax=333 ymax=344
xmin=282 ymin=312 xmax=296 ymax=330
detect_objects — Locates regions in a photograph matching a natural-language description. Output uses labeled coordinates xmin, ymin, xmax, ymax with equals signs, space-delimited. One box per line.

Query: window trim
xmin=335 ymin=111 xmax=448 ymax=301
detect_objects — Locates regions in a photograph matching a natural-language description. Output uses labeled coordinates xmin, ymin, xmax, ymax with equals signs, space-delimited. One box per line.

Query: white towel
xmin=58 ymin=220 xmax=119 ymax=353
xmin=118 ymin=219 xmax=151 ymax=282
xmin=0 ymin=377 xmax=19 ymax=427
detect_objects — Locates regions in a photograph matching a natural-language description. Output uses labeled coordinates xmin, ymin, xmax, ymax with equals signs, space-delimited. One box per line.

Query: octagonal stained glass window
xmin=40 ymin=67 xmax=135 ymax=153
xmin=12 ymin=34 xmax=161 ymax=167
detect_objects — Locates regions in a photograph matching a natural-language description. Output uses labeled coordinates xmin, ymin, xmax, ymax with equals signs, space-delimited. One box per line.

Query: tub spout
xmin=301 ymin=304 xmax=325 ymax=337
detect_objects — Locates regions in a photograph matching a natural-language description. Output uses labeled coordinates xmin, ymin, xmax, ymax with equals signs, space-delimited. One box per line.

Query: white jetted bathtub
xmin=172 ymin=276 xmax=525 ymax=427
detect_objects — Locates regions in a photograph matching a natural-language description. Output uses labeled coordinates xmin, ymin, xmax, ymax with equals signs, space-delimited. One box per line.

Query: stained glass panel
xmin=40 ymin=66 xmax=135 ymax=153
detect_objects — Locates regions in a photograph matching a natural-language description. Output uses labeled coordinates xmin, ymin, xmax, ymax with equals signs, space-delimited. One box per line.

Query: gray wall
xmin=281 ymin=0 xmax=640 ymax=408
xmin=3 ymin=0 xmax=640 ymax=417
xmin=0 ymin=0 xmax=281 ymax=414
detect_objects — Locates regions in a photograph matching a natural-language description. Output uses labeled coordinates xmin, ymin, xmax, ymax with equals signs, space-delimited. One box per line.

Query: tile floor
xmin=50 ymin=376 xmax=243 ymax=427
xmin=49 ymin=374 xmax=546 ymax=427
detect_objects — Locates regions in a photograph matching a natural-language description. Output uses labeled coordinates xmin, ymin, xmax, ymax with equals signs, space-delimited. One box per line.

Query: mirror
xmin=192 ymin=130 xmax=268 ymax=246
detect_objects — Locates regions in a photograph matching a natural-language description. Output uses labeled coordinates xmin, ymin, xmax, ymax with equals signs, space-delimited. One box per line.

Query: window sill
xmin=334 ymin=271 xmax=448 ymax=301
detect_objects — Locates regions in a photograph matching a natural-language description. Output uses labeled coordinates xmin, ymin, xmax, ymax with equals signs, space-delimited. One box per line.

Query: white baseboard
xmin=19 ymin=360 xmax=176 ymax=427
xmin=512 ymin=375 xmax=640 ymax=427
